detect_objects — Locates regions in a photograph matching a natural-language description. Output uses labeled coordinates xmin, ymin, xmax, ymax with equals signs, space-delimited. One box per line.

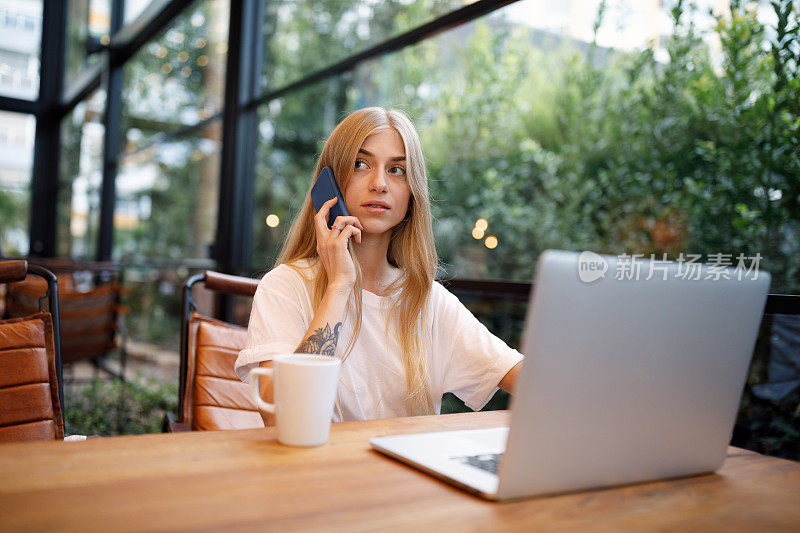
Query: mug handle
xmin=249 ymin=367 xmax=275 ymax=414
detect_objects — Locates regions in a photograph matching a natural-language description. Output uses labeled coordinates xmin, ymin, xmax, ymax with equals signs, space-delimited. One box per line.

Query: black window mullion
xmin=248 ymin=0 xmax=519 ymax=110
xmin=0 ymin=95 xmax=39 ymax=115
xmin=29 ymin=1 xmax=67 ymax=257
xmin=111 ymin=0 xmax=195 ymax=64
xmin=96 ymin=0 xmax=125 ymax=261
xmin=214 ymin=0 xmax=264 ymax=274
xmin=212 ymin=0 xmax=263 ymax=322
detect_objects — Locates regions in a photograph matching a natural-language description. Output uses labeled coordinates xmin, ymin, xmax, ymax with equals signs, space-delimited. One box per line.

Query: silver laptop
xmin=370 ymin=249 xmax=770 ymax=500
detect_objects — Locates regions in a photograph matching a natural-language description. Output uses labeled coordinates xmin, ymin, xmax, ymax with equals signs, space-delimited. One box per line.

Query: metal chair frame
xmin=173 ymin=270 xmax=259 ymax=427
xmin=1 ymin=260 xmax=64 ymax=429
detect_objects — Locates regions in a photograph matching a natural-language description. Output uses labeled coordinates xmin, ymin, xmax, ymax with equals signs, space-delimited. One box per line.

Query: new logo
xmin=578 ymin=251 xmax=608 ymax=283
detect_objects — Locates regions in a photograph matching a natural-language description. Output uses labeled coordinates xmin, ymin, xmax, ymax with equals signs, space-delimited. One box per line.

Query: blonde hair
xmin=277 ymin=107 xmax=438 ymax=416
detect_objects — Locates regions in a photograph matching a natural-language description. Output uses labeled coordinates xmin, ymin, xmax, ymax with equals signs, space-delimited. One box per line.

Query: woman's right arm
xmin=258 ymin=278 xmax=353 ymax=426
xmin=295 ymin=196 xmax=361 ymax=355
xmin=257 ymin=283 xmax=350 ymax=426
xmin=256 ymin=197 xmax=361 ymax=426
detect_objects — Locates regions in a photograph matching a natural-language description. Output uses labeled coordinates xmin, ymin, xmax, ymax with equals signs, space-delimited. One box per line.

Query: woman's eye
xmin=389 ymin=166 xmax=406 ymax=175
xmin=354 ymin=160 xmax=367 ymax=170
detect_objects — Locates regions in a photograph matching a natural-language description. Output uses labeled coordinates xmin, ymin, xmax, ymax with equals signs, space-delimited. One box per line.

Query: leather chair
xmin=0 ymin=260 xmax=65 ymax=442
xmin=165 ymin=271 xmax=264 ymax=432
xmin=6 ymin=259 xmax=127 ymax=380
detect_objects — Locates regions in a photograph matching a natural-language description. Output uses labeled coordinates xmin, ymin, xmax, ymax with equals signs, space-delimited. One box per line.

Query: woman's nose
xmin=368 ymin=168 xmax=388 ymax=192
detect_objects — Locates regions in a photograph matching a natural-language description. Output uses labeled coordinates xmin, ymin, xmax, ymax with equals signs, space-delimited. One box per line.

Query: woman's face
xmin=343 ymin=129 xmax=411 ymax=238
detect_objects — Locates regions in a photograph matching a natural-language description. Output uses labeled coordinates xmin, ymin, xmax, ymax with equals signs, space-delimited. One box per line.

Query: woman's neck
xmin=353 ymin=232 xmax=397 ymax=295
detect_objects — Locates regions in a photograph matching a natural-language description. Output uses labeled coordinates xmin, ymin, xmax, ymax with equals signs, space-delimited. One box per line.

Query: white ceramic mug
xmin=249 ymin=354 xmax=341 ymax=447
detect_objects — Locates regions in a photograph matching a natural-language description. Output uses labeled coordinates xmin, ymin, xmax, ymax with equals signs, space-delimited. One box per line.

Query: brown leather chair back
xmin=7 ymin=261 xmax=124 ymax=366
xmin=181 ymin=313 xmax=263 ymax=430
xmin=0 ymin=260 xmax=64 ymax=442
xmin=175 ymin=271 xmax=262 ymax=431
xmin=0 ymin=313 xmax=65 ymax=442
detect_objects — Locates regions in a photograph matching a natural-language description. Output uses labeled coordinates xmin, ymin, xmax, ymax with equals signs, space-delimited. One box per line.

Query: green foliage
xmin=252 ymin=1 xmax=800 ymax=292
xmin=586 ymin=0 xmax=800 ymax=291
xmin=0 ymin=189 xmax=27 ymax=255
xmin=65 ymin=376 xmax=178 ymax=436
xmin=123 ymin=272 xmax=183 ymax=344
xmin=425 ymin=0 xmax=798 ymax=288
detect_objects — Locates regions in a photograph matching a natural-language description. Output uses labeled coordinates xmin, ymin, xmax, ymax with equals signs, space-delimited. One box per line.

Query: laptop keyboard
xmin=454 ymin=453 xmax=503 ymax=475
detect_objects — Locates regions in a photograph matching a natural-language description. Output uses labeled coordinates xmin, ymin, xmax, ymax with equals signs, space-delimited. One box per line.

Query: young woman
xmin=235 ymin=107 xmax=522 ymax=423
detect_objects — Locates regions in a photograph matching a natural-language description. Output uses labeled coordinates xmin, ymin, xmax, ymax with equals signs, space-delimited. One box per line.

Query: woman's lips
xmin=362 ymin=203 xmax=390 ymax=214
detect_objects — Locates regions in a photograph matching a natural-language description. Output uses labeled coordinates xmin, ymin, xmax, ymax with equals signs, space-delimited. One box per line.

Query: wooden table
xmin=1 ymin=411 xmax=799 ymax=531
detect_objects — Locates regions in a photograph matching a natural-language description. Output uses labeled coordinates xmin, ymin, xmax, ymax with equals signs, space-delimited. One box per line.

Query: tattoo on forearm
xmin=296 ymin=322 xmax=342 ymax=356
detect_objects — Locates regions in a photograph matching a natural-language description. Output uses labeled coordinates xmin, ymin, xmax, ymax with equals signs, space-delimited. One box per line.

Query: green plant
xmin=64 ymin=376 xmax=178 ymax=436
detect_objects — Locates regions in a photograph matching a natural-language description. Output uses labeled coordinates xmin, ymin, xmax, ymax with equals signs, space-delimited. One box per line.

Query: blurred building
xmin=0 ymin=0 xmax=40 ymax=100
xmin=0 ymin=0 xmax=40 ymax=254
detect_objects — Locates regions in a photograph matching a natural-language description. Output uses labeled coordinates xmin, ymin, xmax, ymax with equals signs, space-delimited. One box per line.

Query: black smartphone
xmin=310 ymin=166 xmax=350 ymax=229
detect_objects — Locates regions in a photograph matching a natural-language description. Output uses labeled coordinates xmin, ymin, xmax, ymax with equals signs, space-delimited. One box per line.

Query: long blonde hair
xmin=277 ymin=107 xmax=438 ymax=416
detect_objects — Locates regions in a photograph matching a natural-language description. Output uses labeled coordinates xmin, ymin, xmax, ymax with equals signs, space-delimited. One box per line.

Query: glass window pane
xmin=253 ymin=0 xmax=798 ymax=292
xmin=65 ymin=0 xmax=111 ymax=87
xmin=250 ymin=0 xmax=796 ymax=444
xmin=0 ymin=0 xmax=41 ymax=100
xmin=260 ymin=0 xmax=473 ymax=92
xmin=115 ymin=120 xmax=221 ymax=346
xmin=58 ymin=89 xmax=106 ymax=259
xmin=0 ymin=110 xmax=35 ymax=256
xmin=121 ymin=0 xmax=229 ymax=155
xmin=338 ymin=0 xmax=798 ymax=292
xmin=115 ymin=120 xmax=221 ymax=262
xmin=253 ymin=79 xmax=346 ymax=267
xmin=123 ymin=0 xmax=156 ymax=25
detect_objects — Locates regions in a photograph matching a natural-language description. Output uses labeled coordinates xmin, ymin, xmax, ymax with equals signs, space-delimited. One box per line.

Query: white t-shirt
xmin=235 ymin=260 xmax=523 ymax=421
